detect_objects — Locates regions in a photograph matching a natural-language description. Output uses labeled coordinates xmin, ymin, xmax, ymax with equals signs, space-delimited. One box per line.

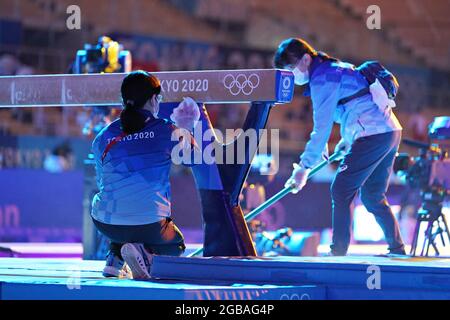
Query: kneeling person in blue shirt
xmin=91 ymin=70 xmax=198 ymax=279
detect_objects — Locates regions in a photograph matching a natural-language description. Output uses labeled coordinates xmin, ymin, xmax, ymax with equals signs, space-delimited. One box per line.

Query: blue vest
xmin=91 ymin=111 xmax=178 ymax=225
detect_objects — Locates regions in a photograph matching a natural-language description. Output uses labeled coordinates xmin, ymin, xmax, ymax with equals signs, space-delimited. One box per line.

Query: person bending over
xmin=274 ymin=38 xmax=405 ymax=256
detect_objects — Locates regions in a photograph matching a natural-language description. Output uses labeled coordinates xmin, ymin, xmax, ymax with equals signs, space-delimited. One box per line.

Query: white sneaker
xmin=120 ymin=243 xmax=153 ymax=280
xmin=102 ymin=252 xmax=125 ymax=278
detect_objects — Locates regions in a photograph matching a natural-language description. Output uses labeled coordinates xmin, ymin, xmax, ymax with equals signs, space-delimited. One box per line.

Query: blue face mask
xmin=292 ymin=66 xmax=309 ymax=86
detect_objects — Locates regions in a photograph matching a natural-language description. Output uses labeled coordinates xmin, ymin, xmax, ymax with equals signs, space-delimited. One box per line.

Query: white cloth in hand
xmin=170 ymin=97 xmax=201 ymax=130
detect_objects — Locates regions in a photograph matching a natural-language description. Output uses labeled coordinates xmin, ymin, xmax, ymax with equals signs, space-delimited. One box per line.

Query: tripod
xmin=410 ymin=188 xmax=450 ymax=256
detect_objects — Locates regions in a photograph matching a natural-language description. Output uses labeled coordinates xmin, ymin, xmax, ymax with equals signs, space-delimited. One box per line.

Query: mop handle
xmin=187 ymin=151 xmax=343 ymax=257
xmin=244 ymin=151 xmax=342 ymax=221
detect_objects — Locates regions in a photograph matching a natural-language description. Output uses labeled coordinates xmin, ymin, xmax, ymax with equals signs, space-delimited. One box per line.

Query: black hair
xmin=273 ymin=38 xmax=337 ymax=69
xmin=120 ymin=70 xmax=161 ymax=134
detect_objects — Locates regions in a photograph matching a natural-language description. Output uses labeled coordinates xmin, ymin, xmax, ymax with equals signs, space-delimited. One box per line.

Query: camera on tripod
xmin=73 ymin=36 xmax=132 ymax=137
xmin=73 ymin=36 xmax=132 ymax=74
xmin=394 ymin=116 xmax=450 ymax=256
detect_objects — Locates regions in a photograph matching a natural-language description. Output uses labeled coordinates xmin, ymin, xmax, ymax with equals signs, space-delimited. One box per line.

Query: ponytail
xmin=119 ymin=108 xmax=148 ymax=134
xmin=119 ymin=70 xmax=161 ymax=134
xmin=316 ymin=51 xmax=339 ymax=63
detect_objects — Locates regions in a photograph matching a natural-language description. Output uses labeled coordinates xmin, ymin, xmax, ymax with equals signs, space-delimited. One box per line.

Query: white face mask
xmin=152 ymin=104 xmax=159 ymax=119
xmin=292 ymin=66 xmax=309 ymax=85
xmin=144 ymin=97 xmax=159 ymax=118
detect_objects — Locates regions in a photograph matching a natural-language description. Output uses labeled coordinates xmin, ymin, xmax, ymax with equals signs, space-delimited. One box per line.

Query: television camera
xmin=394 ymin=116 xmax=450 ymax=256
xmin=73 ymin=36 xmax=132 ymax=137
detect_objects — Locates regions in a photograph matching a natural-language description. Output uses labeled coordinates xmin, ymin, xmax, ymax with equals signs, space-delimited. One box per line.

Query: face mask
xmin=153 ymin=94 xmax=163 ymax=118
xmin=152 ymin=104 xmax=159 ymax=119
xmin=145 ymin=97 xmax=159 ymax=118
xmin=292 ymin=66 xmax=309 ymax=85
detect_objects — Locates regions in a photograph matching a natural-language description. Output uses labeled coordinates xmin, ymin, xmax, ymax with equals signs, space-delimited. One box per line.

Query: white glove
xmin=285 ymin=163 xmax=311 ymax=194
xmin=170 ymin=97 xmax=201 ymax=130
xmin=322 ymin=143 xmax=329 ymax=161
xmin=334 ymin=138 xmax=350 ymax=160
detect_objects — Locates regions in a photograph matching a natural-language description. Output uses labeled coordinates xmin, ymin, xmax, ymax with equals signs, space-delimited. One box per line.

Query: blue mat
xmin=150 ymin=255 xmax=450 ymax=299
xmin=0 ymin=258 xmax=324 ymax=300
xmin=2 ymin=256 xmax=450 ymax=299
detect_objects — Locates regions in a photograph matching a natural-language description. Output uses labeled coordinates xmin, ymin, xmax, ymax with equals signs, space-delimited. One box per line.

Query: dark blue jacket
xmin=91 ymin=110 xmax=182 ymax=225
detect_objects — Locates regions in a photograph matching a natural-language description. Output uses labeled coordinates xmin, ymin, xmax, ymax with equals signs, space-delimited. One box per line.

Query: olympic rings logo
xmin=223 ymin=73 xmax=260 ymax=96
xmin=279 ymin=293 xmax=311 ymax=300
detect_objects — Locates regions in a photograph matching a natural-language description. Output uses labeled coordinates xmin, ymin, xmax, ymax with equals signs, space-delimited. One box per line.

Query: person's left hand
xmin=170 ymin=97 xmax=201 ymax=130
xmin=334 ymin=138 xmax=349 ymax=160
xmin=285 ymin=163 xmax=311 ymax=194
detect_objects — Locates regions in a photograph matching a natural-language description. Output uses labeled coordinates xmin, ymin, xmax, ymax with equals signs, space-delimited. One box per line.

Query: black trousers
xmin=330 ymin=131 xmax=405 ymax=255
xmin=92 ymin=217 xmax=186 ymax=259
